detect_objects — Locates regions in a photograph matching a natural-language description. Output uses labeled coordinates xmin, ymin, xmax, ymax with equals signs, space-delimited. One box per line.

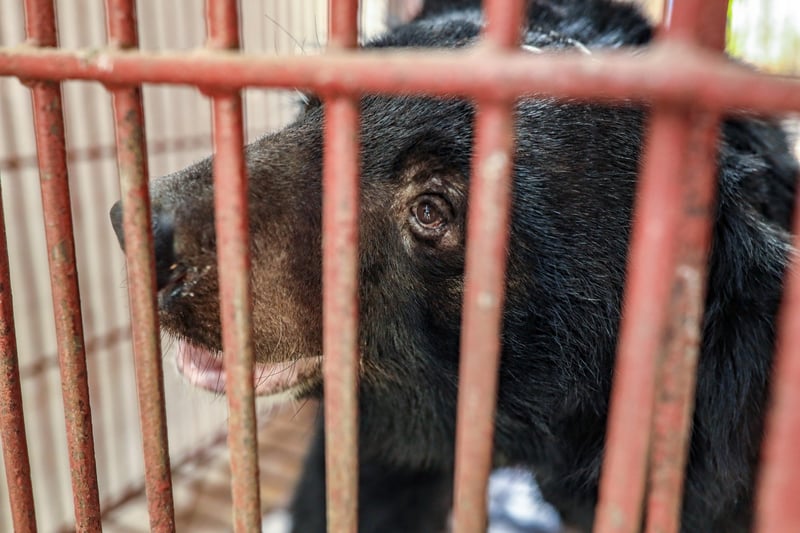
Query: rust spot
xmin=50 ymin=240 xmax=68 ymax=262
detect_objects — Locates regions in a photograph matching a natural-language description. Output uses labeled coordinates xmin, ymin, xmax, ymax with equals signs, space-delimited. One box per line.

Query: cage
xmin=0 ymin=0 xmax=799 ymax=532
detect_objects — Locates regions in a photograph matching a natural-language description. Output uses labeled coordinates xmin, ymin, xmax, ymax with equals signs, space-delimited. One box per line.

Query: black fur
xmin=110 ymin=1 xmax=799 ymax=531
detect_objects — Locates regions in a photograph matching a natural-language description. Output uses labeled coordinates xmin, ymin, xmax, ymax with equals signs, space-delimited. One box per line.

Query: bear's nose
xmin=109 ymin=200 xmax=178 ymax=290
xmin=109 ymin=200 xmax=125 ymax=249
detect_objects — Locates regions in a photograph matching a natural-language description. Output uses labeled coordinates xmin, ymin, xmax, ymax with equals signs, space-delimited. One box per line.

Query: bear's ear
xmin=415 ymin=0 xmax=483 ymax=19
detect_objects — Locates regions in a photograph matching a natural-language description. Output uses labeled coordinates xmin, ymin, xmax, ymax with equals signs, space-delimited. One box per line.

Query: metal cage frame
xmin=1 ymin=0 xmax=799 ymax=532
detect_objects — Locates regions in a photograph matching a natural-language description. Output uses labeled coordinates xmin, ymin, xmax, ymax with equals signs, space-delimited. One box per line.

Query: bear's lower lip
xmin=174 ymin=339 xmax=321 ymax=396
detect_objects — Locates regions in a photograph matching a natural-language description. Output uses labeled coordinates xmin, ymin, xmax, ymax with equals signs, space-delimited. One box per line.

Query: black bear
xmin=110 ymin=1 xmax=799 ymax=531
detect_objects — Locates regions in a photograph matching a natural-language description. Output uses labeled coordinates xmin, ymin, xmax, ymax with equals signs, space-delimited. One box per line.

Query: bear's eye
xmin=415 ymin=200 xmax=444 ymax=228
xmin=409 ymin=194 xmax=452 ymax=240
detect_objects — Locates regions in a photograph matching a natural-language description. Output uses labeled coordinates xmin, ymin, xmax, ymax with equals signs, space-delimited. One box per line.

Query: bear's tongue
xmin=175 ymin=339 xmax=318 ymax=396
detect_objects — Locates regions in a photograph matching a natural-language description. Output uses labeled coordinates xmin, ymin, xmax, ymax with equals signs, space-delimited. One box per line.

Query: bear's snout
xmin=109 ymin=201 xmax=124 ymax=249
xmin=109 ymin=200 xmax=179 ymax=291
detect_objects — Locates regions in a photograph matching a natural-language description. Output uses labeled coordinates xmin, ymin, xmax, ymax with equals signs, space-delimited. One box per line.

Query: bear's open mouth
xmin=175 ymin=339 xmax=321 ymax=396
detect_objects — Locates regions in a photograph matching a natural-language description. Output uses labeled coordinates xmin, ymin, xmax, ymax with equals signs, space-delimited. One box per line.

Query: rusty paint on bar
xmin=322 ymin=95 xmax=360 ymax=533
xmin=22 ymin=0 xmax=56 ymax=48
xmin=662 ymin=0 xmax=728 ymax=50
xmin=644 ymin=111 xmax=720 ymax=533
xmin=328 ymin=0 xmax=358 ymax=48
xmin=207 ymin=0 xmax=241 ymax=49
xmin=206 ymin=1 xmax=261 ymax=531
xmin=32 ymin=50 xmax=103 ymax=533
xmin=452 ymin=103 xmax=516 ymax=533
xmin=105 ymin=0 xmax=176 ymax=531
xmin=23 ymin=0 xmax=102 ymax=530
xmin=645 ymin=267 xmax=702 ymax=533
xmin=212 ymin=93 xmax=261 ymax=533
xmin=643 ymin=3 xmax=728 ymax=532
xmin=755 ymin=166 xmax=800 ymax=528
xmin=452 ymin=1 xmax=525 ymax=532
xmin=594 ymin=108 xmax=693 ymax=533
xmin=480 ymin=0 xmax=525 ymax=48
xmin=663 ymin=0 xmax=729 ymax=50
xmin=597 ymin=1 xmax=728 ymax=530
xmin=322 ymin=2 xmax=360 ymax=532
xmin=2 ymin=45 xmax=800 ymax=114
xmin=0 ymin=179 xmax=37 ymax=532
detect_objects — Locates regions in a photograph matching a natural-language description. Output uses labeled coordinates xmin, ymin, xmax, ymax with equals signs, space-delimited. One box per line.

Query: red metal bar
xmin=594 ymin=108 xmax=693 ymax=533
xmin=755 ymin=152 xmax=800 ymax=527
xmin=643 ymin=111 xmax=720 ymax=533
xmin=322 ymin=2 xmax=360 ymax=532
xmin=480 ymin=0 xmax=525 ymax=48
xmin=0 ymin=180 xmax=37 ymax=532
xmin=452 ymin=105 xmax=516 ymax=533
xmin=663 ymin=0 xmax=728 ymax=49
xmin=23 ymin=1 xmax=102 ymax=530
xmin=2 ymin=45 xmax=800 ymax=113
xmin=328 ymin=0 xmax=358 ymax=48
xmin=452 ymin=1 xmax=525 ymax=532
xmin=322 ymin=96 xmax=360 ymax=533
xmin=596 ymin=2 xmax=728 ymax=532
xmin=105 ymin=0 xmax=176 ymax=531
xmin=206 ymin=1 xmax=261 ymax=532
xmin=643 ymin=4 xmax=728 ymax=532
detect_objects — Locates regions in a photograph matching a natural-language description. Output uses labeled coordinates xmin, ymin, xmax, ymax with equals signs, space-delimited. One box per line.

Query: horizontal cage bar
xmin=0 ymin=45 xmax=798 ymax=113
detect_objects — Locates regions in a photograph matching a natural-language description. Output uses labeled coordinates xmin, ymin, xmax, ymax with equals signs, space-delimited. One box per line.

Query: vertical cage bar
xmin=643 ymin=111 xmax=720 ymax=533
xmin=322 ymin=96 xmax=360 ymax=533
xmin=322 ymin=1 xmax=360 ymax=532
xmin=643 ymin=6 xmax=727 ymax=533
xmin=594 ymin=102 xmax=689 ymax=533
xmin=452 ymin=1 xmax=525 ymax=532
xmin=105 ymin=0 xmax=176 ymax=531
xmin=328 ymin=0 xmax=358 ymax=48
xmin=0 ymin=180 xmax=37 ymax=532
xmin=596 ymin=2 xmax=727 ymax=532
xmin=755 ymin=165 xmax=800 ymax=528
xmin=206 ymin=1 xmax=261 ymax=531
xmin=23 ymin=0 xmax=102 ymax=530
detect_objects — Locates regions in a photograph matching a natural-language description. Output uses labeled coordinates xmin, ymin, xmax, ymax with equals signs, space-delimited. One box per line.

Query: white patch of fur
xmin=261 ymin=509 xmax=292 ymax=533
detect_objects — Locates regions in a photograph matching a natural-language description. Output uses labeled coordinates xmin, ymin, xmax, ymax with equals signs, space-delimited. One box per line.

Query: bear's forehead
xmin=365 ymin=11 xmax=599 ymax=60
xmin=366 ymin=11 xmax=483 ymax=50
